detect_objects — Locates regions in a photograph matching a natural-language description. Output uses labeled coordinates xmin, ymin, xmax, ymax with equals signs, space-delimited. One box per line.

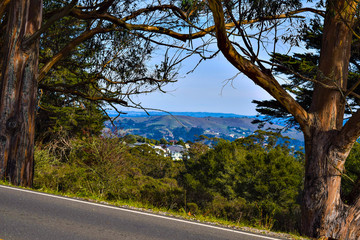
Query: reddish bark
xmin=302 ymin=130 xmax=360 ymax=239
xmin=0 ymin=0 xmax=42 ymax=187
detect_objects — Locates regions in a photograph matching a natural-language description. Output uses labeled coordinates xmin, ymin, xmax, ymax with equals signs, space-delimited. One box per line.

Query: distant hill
xmin=106 ymin=110 xmax=253 ymax=118
xmin=105 ymin=113 xmax=304 ymax=147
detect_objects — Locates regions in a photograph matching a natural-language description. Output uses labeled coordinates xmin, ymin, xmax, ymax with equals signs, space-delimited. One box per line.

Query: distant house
xmin=128 ymin=142 xmax=188 ymax=160
xmin=167 ymin=145 xmax=186 ymax=161
xmin=151 ymin=145 xmax=168 ymax=157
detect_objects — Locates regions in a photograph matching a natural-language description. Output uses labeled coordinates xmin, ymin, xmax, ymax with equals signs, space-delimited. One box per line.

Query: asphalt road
xmin=0 ymin=185 xmax=282 ymax=240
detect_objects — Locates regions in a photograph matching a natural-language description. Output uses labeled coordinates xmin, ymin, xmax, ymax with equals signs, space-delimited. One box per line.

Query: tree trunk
xmin=302 ymin=130 xmax=360 ymax=239
xmin=0 ymin=0 xmax=42 ymax=187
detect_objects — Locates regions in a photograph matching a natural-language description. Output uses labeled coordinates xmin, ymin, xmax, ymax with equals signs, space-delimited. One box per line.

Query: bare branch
xmin=225 ymin=5 xmax=258 ymax=64
xmin=99 ymin=76 xmax=174 ymax=85
xmin=96 ymin=0 xmax=116 ymax=13
xmin=70 ymin=8 xmax=190 ymax=41
xmin=122 ymin=4 xmax=188 ymax=22
xmin=337 ymin=109 xmax=360 ymax=150
xmin=129 ymin=32 xmax=199 ymax=53
xmin=98 ymin=103 xmax=119 ymax=126
xmin=69 ymin=6 xmax=324 ymax=42
xmin=208 ymin=0 xmax=311 ymax=135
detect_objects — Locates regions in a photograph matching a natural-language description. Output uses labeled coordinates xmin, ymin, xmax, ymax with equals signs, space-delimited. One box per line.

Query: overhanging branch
xmin=38 ymin=27 xmax=114 ymax=82
xmin=69 ymin=6 xmax=324 ymax=42
xmin=39 ymin=85 xmax=128 ymax=106
xmin=122 ymin=4 xmax=188 ymax=22
xmin=208 ymin=0 xmax=311 ymax=135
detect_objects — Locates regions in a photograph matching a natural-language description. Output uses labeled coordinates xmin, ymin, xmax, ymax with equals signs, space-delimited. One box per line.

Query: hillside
xmin=106 ymin=110 xmax=252 ymax=118
xmin=107 ymin=114 xmax=303 ymax=144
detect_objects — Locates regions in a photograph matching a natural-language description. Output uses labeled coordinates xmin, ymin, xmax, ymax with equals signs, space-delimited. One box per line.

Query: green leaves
xmin=34 ymin=136 xmax=184 ymax=208
xmin=182 ymin=131 xmax=304 ymax=230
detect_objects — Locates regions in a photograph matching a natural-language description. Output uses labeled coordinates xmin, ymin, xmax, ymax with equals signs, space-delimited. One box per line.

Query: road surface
xmin=0 ymin=185 xmax=282 ymax=240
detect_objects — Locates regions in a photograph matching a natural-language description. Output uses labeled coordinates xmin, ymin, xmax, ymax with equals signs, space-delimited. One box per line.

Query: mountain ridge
xmin=106 ymin=110 xmax=255 ymax=119
xmin=106 ymin=113 xmax=304 ymax=145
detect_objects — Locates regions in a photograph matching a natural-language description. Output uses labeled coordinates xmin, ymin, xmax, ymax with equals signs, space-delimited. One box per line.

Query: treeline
xmin=33 ymin=130 xmax=360 ymax=233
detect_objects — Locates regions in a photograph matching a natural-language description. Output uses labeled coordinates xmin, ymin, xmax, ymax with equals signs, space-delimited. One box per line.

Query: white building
xmin=166 ymin=145 xmax=186 ymax=161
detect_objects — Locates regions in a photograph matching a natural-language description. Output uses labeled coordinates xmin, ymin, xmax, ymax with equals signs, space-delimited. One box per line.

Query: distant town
xmin=104 ymin=111 xmax=304 ymax=151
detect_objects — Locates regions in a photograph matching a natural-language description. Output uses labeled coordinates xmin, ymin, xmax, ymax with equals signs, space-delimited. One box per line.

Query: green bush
xmin=138 ymin=176 xmax=184 ymax=210
xmin=34 ymin=136 xmax=185 ymax=210
xmin=206 ymin=195 xmax=247 ymax=222
xmin=187 ymin=202 xmax=199 ymax=215
xmin=182 ymin=132 xmax=304 ymax=232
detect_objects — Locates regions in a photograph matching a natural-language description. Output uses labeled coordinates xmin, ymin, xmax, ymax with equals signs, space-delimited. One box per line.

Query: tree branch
xmin=345 ymin=78 xmax=360 ymax=97
xmin=122 ymin=5 xmax=188 ymax=22
xmin=96 ymin=0 xmax=116 ymax=13
xmin=23 ymin=0 xmax=78 ymax=48
xmin=337 ymin=110 xmax=360 ymax=151
xmin=38 ymin=27 xmax=113 ymax=82
xmin=207 ymin=0 xmax=311 ymax=135
xmin=39 ymin=85 xmax=128 ymax=106
xmin=0 ymin=0 xmax=11 ymax=18
xmin=69 ymin=6 xmax=324 ymax=42
xmin=70 ymin=8 xmax=190 ymax=41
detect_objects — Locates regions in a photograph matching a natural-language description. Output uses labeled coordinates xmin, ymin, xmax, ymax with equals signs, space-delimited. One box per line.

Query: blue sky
xmin=131 ymin=53 xmax=272 ymax=116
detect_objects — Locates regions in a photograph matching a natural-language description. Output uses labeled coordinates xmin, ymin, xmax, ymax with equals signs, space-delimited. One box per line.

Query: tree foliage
xmin=181 ymin=131 xmax=303 ymax=230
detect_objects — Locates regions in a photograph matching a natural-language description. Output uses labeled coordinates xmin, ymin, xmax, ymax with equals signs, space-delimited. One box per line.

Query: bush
xmin=181 ymin=132 xmax=304 ymax=232
xmin=187 ymin=202 xmax=199 ymax=215
xmin=34 ymin=136 xmax=185 ymax=210
xmin=138 ymin=177 xmax=184 ymax=210
xmin=206 ymin=195 xmax=247 ymax=222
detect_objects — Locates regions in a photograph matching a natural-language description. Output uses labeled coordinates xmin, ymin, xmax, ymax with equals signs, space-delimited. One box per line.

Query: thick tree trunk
xmin=302 ymin=130 xmax=360 ymax=239
xmin=0 ymin=0 xmax=42 ymax=186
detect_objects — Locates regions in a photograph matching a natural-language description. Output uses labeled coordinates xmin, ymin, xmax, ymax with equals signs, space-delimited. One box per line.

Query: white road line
xmin=0 ymin=184 xmax=281 ymax=240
